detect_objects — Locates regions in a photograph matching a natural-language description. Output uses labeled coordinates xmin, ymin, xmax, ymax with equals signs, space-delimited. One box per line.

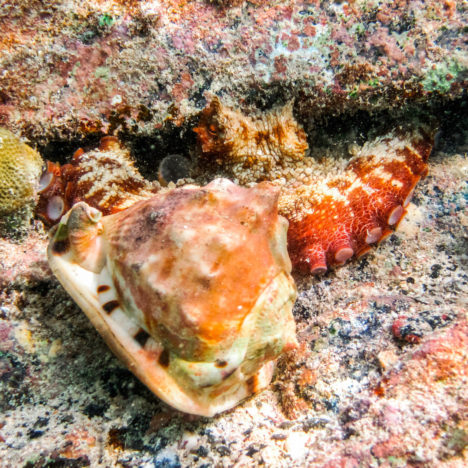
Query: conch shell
xmin=48 ymin=179 xmax=297 ymax=416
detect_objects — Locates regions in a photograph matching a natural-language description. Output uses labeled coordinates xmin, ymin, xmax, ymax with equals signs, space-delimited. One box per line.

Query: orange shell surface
xmin=102 ymin=179 xmax=293 ymax=359
xmin=48 ymin=179 xmax=297 ymax=415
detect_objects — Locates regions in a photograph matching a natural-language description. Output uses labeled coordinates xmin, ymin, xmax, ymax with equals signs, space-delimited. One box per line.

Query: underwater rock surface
xmin=0 ymin=0 xmax=466 ymax=141
xmin=0 ymin=0 xmax=467 ymax=466
xmin=0 ymin=129 xmax=466 ymax=467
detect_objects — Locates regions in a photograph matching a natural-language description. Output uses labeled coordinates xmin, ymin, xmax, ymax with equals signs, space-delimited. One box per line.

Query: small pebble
xmin=392 ymin=316 xmax=432 ymax=344
xmin=158 ymin=154 xmax=192 ymax=185
xmin=377 ymin=349 xmax=399 ymax=370
xmin=285 ymin=432 xmax=308 ymax=461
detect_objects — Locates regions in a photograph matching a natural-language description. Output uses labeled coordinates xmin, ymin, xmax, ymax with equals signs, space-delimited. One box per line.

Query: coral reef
xmin=37 ymin=136 xmax=160 ymax=225
xmin=0 ymin=127 xmax=43 ymax=235
xmin=0 ymin=0 xmax=466 ymax=463
xmin=195 ymin=99 xmax=435 ymax=273
xmin=0 ymin=0 xmax=466 ymax=141
xmin=48 ymin=179 xmax=297 ymax=416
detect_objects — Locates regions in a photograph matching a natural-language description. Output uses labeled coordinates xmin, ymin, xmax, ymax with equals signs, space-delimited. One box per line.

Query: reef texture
xmin=48 ymin=180 xmax=297 ymax=416
xmin=0 ymin=128 xmax=43 ymax=215
xmin=0 ymin=128 xmax=466 ymax=466
xmin=195 ymin=99 xmax=435 ymax=273
xmin=0 ymin=0 xmax=466 ymax=141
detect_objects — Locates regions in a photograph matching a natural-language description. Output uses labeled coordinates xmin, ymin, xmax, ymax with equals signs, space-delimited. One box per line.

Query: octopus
xmin=194 ymin=98 xmax=434 ymax=274
xmin=38 ymin=98 xmax=435 ymax=416
xmin=37 ymin=136 xmax=159 ymax=224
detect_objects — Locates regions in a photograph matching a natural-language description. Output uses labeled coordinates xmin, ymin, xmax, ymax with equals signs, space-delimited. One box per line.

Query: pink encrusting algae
xmin=0 ymin=0 xmax=466 ymax=141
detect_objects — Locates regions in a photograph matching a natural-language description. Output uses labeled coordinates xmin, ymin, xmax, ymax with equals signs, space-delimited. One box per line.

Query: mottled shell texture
xmin=48 ymin=179 xmax=297 ymax=416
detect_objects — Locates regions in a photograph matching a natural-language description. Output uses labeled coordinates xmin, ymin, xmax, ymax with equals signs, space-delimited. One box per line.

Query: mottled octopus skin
xmin=48 ymin=179 xmax=297 ymax=416
xmin=194 ymin=99 xmax=435 ymax=274
xmin=285 ymin=131 xmax=433 ymax=273
xmin=37 ymin=136 xmax=159 ymax=225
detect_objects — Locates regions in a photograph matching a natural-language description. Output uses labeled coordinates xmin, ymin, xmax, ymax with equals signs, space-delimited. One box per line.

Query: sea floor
xmin=0 ymin=131 xmax=466 ymax=467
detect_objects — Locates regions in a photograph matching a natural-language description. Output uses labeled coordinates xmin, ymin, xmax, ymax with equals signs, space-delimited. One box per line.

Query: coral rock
xmin=0 ymin=127 xmax=43 ymax=216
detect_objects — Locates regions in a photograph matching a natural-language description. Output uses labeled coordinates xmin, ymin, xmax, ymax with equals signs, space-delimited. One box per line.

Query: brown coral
xmin=0 ymin=127 xmax=43 ymax=216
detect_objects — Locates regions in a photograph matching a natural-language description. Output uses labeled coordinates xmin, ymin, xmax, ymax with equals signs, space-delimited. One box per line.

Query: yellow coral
xmin=0 ymin=128 xmax=43 ymax=215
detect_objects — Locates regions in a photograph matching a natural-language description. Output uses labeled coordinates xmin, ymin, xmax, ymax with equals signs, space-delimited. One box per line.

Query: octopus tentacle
xmin=286 ymin=127 xmax=433 ymax=273
xmin=37 ymin=137 xmax=160 ymax=225
xmin=194 ymin=99 xmax=435 ymax=274
xmin=36 ymin=160 xmax=69 ymax=224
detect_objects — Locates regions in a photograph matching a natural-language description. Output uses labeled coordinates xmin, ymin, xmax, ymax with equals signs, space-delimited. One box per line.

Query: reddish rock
xmin=0 ymin=0 xmax=465 ymax=141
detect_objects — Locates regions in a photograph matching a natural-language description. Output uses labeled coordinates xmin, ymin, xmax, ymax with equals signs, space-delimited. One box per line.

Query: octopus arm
xmin=286 ymin=126 xmax=435 ymax=273
xmin=37 ymin=137 xmax=159 ymax=225
xmin=194 ymin=99 xmax=435 ymax=274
